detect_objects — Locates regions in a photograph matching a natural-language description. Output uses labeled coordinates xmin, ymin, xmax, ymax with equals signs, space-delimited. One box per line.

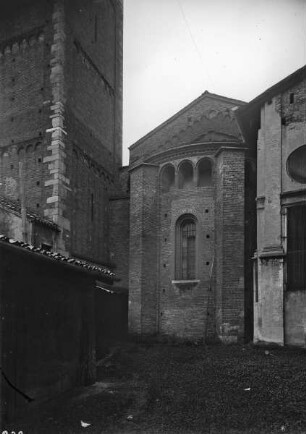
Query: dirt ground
xmin=6 ymin=341 xmax=306 ymax=433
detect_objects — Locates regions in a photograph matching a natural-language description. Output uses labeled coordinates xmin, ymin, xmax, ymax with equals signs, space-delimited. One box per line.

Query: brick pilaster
xmin=215 ymin=147 xmax=245 ymax=342
xmin=128 ymin=163 xmax=159 ymax=335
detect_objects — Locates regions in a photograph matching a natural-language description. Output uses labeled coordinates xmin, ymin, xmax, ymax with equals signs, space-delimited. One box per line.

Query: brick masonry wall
xmin=69 ymin=148 xmax=110 ymax=263
xmin=0 ymin=0 xmax=123 ymax=262
xmin=63 ymin=0 xmax=123 ymax=261
xmin=215 ymin=148 xmax=245 ymax=342
xmin=109 ymin=197 xmax=130 ymax=288
xmin=128 ymin=92 xmax=248 ymax=340
xmin=158 ymin=163 xmax=215 ymax=340
xmin=244 ymin=158 xmax=257 ymax=341
xmin=65 ymin=0 xmax=122 ymax=168
xmin=129 ymin=164 xmax=159 ymax=335
xmin=0 ymin=0 xmax=53 ymax=213
xmin=128 ymin=148 xmax=247 ymax=341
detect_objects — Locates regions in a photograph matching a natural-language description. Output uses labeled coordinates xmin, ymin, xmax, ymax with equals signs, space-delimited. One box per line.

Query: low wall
xmin=0 ymin=241 xmax=97 ymax=423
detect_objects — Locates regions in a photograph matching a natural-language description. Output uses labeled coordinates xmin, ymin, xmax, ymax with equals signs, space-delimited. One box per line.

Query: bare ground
xmin=6 ymin=341 xmax=306 ymax=433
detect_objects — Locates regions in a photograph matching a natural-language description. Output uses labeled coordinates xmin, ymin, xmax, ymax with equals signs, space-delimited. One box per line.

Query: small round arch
xmin=178 ymin=160 xmax=194 ymax=189
xmin=35 ymin=142 xmax=42 ymax=152
xmin=26 ymin=144 xmax=33 ymax=153
xmin=160 ymin=164 xmax=175 ymax=193
xmin=197 ymin=158 xmax=213 ymax=187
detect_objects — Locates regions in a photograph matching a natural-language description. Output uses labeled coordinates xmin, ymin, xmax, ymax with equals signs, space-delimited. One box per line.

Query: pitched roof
xmin=0 ymin=235 xmax=114 ymax=279
xmin=242 ymin=65 xmax=306 ymax=111
xmin=129 ymin=91 xmax=246 ymax=150
xmin=0 ymin=195 xmax=59 ymax=231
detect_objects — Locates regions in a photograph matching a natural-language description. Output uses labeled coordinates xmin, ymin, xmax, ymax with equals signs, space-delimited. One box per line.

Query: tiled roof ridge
xmin=0 ymin=235 xmax=114 ymax=279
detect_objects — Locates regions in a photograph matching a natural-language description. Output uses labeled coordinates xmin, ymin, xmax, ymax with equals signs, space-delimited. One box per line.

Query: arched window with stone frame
xmin=175 ymin=214 xmax=197 ymax=280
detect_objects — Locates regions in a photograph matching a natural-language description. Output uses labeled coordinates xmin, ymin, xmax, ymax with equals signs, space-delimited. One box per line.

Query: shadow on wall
xmin=0 ymin=241 xmax=110 ymax=424
xmin=95 ymin=283 xmax=128 ymax=359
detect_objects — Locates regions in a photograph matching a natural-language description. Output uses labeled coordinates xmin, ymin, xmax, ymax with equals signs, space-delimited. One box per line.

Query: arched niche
xmin=160 ymin=164 xmax=175 ymax=193
xmin=178 ymin=160 xmax=193 ymax=189
xmin=287 ymin=145 xmax=306 ymax=184
xmin=197 ymin=158 xmax=212 ymax=187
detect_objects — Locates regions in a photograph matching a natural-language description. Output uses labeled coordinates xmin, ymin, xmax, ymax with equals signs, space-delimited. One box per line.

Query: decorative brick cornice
xmin=0 ymin=137 xmax=42 ymax=154
xmin=144 ymin=142 xmax=228 ymax=165
xmin=72 ymin=144 xmax=114 ymax=183
xmin=0 ymin=26 xmax=44 ymax=57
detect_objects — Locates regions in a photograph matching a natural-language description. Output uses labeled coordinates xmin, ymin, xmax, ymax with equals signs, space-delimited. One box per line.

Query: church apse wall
xmin=128 ymin=92 xmax=251 ymax=342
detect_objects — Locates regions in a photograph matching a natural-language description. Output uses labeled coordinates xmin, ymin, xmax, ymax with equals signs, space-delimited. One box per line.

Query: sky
xmin=122 ymin=0 xmax=306 ymax=165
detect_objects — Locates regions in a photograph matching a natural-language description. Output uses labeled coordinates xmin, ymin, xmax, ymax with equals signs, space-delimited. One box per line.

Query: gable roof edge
xmin=129 ymin=92 xmax=246 ymax=151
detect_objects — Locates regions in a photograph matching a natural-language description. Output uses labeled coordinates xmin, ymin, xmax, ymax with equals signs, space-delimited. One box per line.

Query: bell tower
xmin=0 ymin=0 xmax=123 ymax=260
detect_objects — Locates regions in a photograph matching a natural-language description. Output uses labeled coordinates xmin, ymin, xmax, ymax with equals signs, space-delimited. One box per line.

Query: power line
xmin=176 ymin=0 xmax=214 ymax=89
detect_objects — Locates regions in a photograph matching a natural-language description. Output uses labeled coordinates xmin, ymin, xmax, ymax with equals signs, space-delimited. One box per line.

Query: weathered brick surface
xmin=63 ymin=0 xmax=123 ymax=259
xmin=0 ymin=0 xmax=123 ymax=261
xmin=215 ymin=148 xmax=245 ymax=342
xmin=129 ymin=164 xmax=159 ymax=335
xmin=109 ymin=196 xmax=130 ymax=288
xmin=128 ymin=92 xmax=249 ymax=341
xmin=158 ymin=164 xmax=215 ymax=340
xmin=0 ymin=0 xmax=53 ymax=214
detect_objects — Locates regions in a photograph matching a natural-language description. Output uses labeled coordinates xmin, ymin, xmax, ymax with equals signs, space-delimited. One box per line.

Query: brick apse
xmin=0 ymin=0 xmax=123 ymax=261
xmin=127 ymin=92 xmax=256 ymax=343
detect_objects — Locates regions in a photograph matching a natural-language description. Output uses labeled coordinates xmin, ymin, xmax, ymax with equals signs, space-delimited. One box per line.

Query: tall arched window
xmin=176 ymin=215 xmax=197 ymax=280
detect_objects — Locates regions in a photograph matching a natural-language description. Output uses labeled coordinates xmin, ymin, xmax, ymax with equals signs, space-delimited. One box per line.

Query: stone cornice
xmin=214 ymin=145 xmax=248 ymax=158
xmin=130 ymin=141 xmax=244 ymax=168
xmin=128 ymin=162 xmax=159 ymax=173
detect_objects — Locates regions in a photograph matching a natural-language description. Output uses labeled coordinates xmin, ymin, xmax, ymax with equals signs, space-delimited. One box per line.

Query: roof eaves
xmin=0 ymin=195 xmax=59 ymax=231
xmin=241 ymin=65 xmax=306 ymax=112
xmin=0 ymin=235 xmax=115 ymax=280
